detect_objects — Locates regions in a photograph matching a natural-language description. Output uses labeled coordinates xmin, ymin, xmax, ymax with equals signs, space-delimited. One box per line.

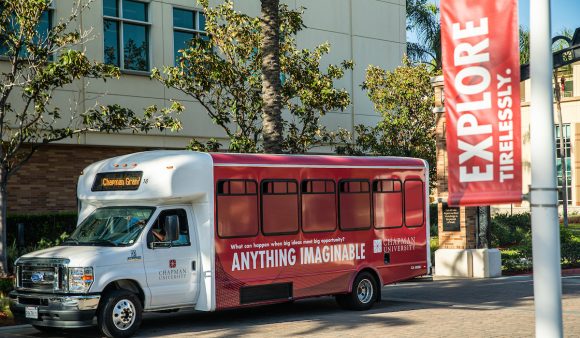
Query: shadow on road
xmin=13 ymin=275 xmax=580 ymax=337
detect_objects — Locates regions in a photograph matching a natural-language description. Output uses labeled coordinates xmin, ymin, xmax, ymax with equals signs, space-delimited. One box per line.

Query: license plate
xmin=25 ymin=306 xmax=38 ymax=319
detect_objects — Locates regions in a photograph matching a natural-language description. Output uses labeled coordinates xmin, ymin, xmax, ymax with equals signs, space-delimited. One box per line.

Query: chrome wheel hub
xmin=357 ymin=279 xmax=373 ymax=304
xmin=112 ymin=299 xmax=136 ymax=330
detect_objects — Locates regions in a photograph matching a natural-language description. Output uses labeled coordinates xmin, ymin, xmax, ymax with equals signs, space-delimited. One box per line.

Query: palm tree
xmin=520 ymin=25 xmax=530 ymax=65
xmin=406 ymin=0 xmax=441 ymax=72
xmin=261 ymin=0 xmax=283 ymax=153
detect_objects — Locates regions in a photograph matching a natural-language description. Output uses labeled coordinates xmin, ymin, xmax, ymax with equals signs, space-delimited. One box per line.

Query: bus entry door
xmin=142 ymin=207 xmax=199 ymax=308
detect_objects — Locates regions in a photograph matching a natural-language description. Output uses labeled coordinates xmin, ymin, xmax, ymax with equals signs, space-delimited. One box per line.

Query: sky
xmin=519 ymin=0 xmax=580 ymax=34
xmin=407 ymin=0 xmax=580 ymax=42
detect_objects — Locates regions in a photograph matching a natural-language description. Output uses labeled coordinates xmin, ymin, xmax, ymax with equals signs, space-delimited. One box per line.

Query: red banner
xmin=441 ymin=0 xmax=522 ymax=206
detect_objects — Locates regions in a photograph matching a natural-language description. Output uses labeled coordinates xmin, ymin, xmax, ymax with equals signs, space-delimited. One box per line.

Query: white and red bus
xmin=10 ymin=151 xmax=429 ymax=337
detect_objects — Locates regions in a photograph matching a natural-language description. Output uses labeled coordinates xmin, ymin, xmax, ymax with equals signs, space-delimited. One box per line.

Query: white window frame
xmin=103 ymin=0 xmax=152 ymax=73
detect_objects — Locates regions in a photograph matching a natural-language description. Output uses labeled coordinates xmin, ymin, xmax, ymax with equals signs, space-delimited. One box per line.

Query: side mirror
xmin=164 ymin=215 xmax=180 ymax=242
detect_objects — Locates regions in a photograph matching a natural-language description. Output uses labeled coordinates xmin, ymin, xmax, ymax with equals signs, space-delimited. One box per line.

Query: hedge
xmin=6 ymin=212 xmax=77 ymax=246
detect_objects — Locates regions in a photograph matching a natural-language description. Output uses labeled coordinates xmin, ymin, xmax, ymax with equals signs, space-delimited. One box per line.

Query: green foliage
xmin=0 ymin=0 xmax=182 ymax=275
xmin=560 ymin=226 xmax=580 ymax=268
xmin=494 ymin=213 xmax=580 ymax=272
xmin=501 ymin=247 xmax=532 ymax=273
xmin=406 ymin=0 xmax=441 ymax=72
xmin=5 ymin=212 xmax=76 ymax=273
xmin=336 ymin=58 xmax=436 ymax=185
xmin=6 ymin=212 xmax=77 ymax=245
xmin=0 ymin=277 xmax=13 ymax=295
xmin=430 ymin=236 xmax=438 ymax=267
xmin=491 ymin=213 xmax=531 ymax=247
xmin=153 ymin=0 xmax=352 ymax=153
xmin=519 ymin=26 xmax=529 ymax=65
xmin=429 ymin=203 xmax=438 ymax=236
xmin=0 ymin=0 xmax=182 ymax=176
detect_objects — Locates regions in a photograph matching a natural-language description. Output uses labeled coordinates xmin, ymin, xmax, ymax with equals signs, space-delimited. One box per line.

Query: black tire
xmin=335 ymin=271 xmax=378 ymax=311
xmin=32 ymin=325 xmax=64 ymax=334
xmin=97 ymin=289 xmax=143 ymax=338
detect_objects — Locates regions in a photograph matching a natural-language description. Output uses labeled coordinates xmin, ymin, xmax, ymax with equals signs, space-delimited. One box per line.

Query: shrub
xmin=560 ymin=227 xmax=580 ymax=268
xmin=429 ymin=203 xmax=438 ymax=236
xmin=0 ymin=278 xmax=14 ymax=296
xmin=501 ymin=247 xmax=532 ymax=273
xmin=7 ymin=212 xmax=77 ymax=247
xmin=491 ymin=212 xmax=531 ymax=247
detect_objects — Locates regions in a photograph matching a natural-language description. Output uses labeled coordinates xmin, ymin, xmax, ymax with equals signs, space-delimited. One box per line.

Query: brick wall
xmin=8 ymin=145 xmax=147 ymax=214
xmin=433 ymin=77 xmax=477 ymax=249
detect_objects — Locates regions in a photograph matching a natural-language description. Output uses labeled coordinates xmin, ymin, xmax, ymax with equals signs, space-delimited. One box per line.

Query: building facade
xmin=512 ymin=62 xmax=580 ymax=213
xmin=4 ymin=0 xmax=407 ymax=213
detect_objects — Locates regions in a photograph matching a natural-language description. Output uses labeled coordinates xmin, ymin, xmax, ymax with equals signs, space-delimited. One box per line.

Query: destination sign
xmin=92 ymin=171 xmax=143 ymax=191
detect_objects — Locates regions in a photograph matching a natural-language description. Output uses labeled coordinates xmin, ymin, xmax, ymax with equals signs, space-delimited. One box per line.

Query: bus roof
xmin=210 ymin=153 xmax=427 ymax=168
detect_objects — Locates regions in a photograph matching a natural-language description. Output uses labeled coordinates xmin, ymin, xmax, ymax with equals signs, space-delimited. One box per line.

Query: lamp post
xmin=529 ymin=0 xmax=564 ymax=337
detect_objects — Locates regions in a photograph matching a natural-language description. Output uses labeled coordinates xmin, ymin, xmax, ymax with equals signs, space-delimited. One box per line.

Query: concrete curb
xmin=0 ymin=324 xmax=31 ymax=332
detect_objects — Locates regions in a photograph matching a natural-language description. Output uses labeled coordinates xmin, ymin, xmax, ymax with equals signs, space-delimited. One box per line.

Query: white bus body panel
xmin=77 ymin=151 xmax=216 ymax=312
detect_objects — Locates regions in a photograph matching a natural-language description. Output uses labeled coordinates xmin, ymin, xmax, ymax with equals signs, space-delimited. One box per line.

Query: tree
xmin=520 ymin=25 xmax=530 ymax=65
xmin=153 ymin=0 xmax=352 ymax=154
xmin=406 ymin=0 xmax=441 ymax=73
xmin=336 ymin=58 xmax=436 ymax=184
xmin=260 ymin=0 xmax=283 ymax=154
xmin=0 ymin=0 xmax=182 ymax=275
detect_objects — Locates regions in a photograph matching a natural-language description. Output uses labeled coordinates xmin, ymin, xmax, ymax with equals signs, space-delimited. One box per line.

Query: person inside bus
xmin=149 ymin=209 xmax=190 ymax=245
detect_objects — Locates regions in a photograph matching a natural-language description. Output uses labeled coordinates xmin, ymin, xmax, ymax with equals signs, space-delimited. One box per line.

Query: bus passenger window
xmin=261 ymin=180 xmax=299 ymax=235
xmin=373 ymin=179 xmax=403 ymax=228
xmin=404 ymin=179 xmax=425 ymax=227
xmin=338 ymin=180 xmax=371 ymax=230
xmin=301 ymin=179 xmax=336 ymax=232
xmin=217 ymin=180 xmax=259 ymax=237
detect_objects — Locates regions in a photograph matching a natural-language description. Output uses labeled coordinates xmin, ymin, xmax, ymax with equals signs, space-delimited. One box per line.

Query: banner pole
xmin=529 ymin=0 xmax=563 ymax=337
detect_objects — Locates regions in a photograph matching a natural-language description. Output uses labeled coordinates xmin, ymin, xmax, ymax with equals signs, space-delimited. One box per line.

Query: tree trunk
xmin=0 ymin=166 xmax=8 ymax=277
xmin=261 ymin=0 xmax=283 ymax=153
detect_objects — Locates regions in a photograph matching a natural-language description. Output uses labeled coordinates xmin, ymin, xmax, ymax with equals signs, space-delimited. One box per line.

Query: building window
xmin=338 ymin=180 xmax=371 ymax=230
xmin=261 ymin=180 xmax=299 ymax=235
xmin=0 ymin=1 xmax=54 ymax=56
xmin=555 ymin=124 xmax=572 ymax=205
xmin=173 ymin=7 xmax=207 ymax=64
xmin=301 ymin=180 xmax=336 ymax=233
xmin=216 ymin=180 xmax=259 ymax=238
xmin=103 ymin=0 xmax=150 ymax=71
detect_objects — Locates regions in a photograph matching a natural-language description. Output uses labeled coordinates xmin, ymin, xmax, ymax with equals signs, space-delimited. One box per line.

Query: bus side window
xmin=217 ymin=180 xmax=259 ymax=238
xmin=150 ymin=209 xmax=190 ymax=246
xmin=404 ymin=179 xmax=425 ymax=227
xmin=261 ymin=180 xmax=299 ymax=235
xmin=301 ymin=179 xmax=336 ymax=232
xmin=373 ymin=179 xmax=403 ymax=228
xmin=338 ymin=180 xmax=371 ymax=230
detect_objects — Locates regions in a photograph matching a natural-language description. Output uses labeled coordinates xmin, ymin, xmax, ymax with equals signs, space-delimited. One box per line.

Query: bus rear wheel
xmin=336 ymin=271 xmax=378 ymax=311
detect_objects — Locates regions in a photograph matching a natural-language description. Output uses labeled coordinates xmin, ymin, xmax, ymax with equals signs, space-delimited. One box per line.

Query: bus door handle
xmin=192 ymin=261 xmax=196 ymax=271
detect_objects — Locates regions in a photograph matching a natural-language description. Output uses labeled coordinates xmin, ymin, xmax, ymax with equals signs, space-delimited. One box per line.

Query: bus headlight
xmin=68 ymin=267 xmax=94 ymax=293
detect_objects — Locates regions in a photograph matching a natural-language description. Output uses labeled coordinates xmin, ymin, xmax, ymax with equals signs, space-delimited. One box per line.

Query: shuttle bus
xmin=10 ymin=151 xmax=430 ymax=337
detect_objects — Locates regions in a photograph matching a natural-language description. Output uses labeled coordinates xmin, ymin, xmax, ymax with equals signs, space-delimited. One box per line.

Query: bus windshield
xmin=62 ymin=207 xmax=155 ymax=247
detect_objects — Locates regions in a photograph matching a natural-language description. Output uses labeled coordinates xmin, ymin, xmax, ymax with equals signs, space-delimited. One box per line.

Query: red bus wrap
xmin=441 ymin=0 xmax=522 ymax=206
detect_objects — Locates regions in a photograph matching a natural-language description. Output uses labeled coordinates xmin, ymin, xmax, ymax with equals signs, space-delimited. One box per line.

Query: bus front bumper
xmin=9 ymin=291 xmax=100 ymax=328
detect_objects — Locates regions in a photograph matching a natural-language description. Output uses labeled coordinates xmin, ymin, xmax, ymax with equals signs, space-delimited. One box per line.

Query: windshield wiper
xmin=61 ymin=238 xmax=80 ymax=246
xmin=85 ymin=239 xmax=119 ymax=247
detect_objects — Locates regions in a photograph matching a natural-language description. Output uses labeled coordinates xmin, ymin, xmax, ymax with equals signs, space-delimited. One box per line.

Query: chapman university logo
xmin=373 ymin=239 xmax=382 ymax=254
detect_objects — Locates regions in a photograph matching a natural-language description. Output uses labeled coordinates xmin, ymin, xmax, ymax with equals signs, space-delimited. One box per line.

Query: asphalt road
xmin=2 ymin=274 xmax=579 ymax=337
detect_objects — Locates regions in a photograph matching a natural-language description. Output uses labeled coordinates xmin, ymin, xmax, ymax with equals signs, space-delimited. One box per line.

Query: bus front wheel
xmin=97 ymin=289 xmax=143 ymax=338
xmin=336 ymin=271 xmax=378 ymax=311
